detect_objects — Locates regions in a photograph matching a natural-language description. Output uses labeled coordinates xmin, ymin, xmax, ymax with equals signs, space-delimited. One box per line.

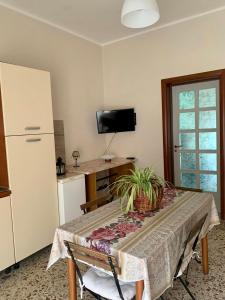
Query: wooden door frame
xmin=161 ymin=69 xmax=225 ymax=219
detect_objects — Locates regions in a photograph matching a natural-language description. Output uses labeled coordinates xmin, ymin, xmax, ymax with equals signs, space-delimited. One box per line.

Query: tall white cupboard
xmin=0 ymin=63 xmax=59 ymax=265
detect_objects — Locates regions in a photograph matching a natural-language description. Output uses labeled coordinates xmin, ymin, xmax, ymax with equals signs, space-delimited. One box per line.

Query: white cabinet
xmin=58 ymin=174 xmax=86 ymax=225
xmin=0 ymin=196 xmax=15 ymax=271
xmin=5 ymin=134 xmax=59 ymax=262
xmin=0 ymin=63 xmax=54 ymax=136
xmin=0 ymin=63 xmax=58 ymax=266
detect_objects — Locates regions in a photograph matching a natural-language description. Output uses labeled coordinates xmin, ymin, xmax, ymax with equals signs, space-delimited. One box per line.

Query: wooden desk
xmin=67 ymin=157 xmax=134 ymax=202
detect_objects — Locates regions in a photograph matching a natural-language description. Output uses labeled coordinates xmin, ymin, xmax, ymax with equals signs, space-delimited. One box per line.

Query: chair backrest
xmin=64 ymin=241 xmax=124 ymax=300
xmin=80 ymin=195 xmax=113 ymax=214
xmin=65 ymin=241 xmax=121 ymax=274
xmin=175 ymin=186 xmax=203 ymax=192
xmin=174 ymin=214 xmax=207 ymax=277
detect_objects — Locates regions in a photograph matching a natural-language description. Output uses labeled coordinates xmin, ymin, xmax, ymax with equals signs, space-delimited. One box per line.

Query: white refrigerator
xmin=58 ymin=174 xmax=86 ymax=225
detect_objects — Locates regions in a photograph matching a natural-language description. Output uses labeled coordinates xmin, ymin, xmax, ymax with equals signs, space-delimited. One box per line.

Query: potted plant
xmin=111 ymin=167 xmax=165 ymax=213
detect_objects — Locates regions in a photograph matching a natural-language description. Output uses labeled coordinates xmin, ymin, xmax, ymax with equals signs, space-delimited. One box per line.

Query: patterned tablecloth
xmin=48 ymin=191 xmax=220 ymax=300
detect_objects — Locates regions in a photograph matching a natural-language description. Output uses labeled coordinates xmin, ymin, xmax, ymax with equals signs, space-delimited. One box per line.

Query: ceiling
xmin=0 ymin=0 xmax=225 ymax=45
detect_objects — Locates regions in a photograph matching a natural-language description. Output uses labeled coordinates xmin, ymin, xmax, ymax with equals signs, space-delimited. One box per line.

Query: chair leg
xmin=185 ymin=263 xmax=190 ymax=285
xmin=178 ymin=277 xmax=196 ymax=300
xmin=87 ymin=289 xmax=102 ymax=300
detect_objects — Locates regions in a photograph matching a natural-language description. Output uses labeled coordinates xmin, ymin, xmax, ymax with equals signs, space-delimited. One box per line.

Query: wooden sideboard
xmin=67 ymin=157 xmax=134 ymax=202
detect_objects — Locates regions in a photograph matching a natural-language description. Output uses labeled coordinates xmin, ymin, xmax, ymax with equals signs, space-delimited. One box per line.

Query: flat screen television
xmin=96 ymin=108 xmax=136 ymax=134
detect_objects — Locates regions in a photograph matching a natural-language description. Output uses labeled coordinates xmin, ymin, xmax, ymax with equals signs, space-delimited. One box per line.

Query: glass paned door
xmin=172 ymin=80 xmax=220 ymax=211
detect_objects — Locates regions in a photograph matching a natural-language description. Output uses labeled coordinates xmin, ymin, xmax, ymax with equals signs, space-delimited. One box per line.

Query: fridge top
xmin=57 ymin=172 xmax=84 ymax=184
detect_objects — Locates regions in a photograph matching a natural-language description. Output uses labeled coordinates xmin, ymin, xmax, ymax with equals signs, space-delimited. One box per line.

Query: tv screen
xmin=96 ymin=108 xmax=136 ymax=134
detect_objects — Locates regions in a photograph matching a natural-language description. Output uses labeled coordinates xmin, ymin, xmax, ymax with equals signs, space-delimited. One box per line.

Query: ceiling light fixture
xmin=121 ymin=0 xmax=160 ymax=29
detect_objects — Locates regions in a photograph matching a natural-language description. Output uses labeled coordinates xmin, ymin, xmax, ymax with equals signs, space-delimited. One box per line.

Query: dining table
xmin=48 ymin=189 xmax=220 ymax=300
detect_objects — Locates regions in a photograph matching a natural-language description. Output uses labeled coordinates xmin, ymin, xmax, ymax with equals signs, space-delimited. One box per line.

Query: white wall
xmin=2 ymin=5 xmax=225 ymax=173
xmin=0 ymin=6 xmax=105 ymax=164
xmin=103 ymin=9 xmax=225 ymax=175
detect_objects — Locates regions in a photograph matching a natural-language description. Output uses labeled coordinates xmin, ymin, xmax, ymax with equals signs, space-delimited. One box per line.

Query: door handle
xmin=25 ymin=126 xmax=41 ymax=130
xmin=174 ymin=145 xmax=183 ymax=152
xmin=26 ymin=138 xmax=41 ymax=143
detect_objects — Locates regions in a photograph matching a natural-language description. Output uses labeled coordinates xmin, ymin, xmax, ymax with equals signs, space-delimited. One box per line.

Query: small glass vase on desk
xmin=72 ymin=150 xmax=80 ymax=168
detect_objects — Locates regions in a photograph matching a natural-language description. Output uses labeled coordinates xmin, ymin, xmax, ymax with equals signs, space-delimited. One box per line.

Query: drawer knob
xmin=26 ymin=138 xmax=41 ymax=143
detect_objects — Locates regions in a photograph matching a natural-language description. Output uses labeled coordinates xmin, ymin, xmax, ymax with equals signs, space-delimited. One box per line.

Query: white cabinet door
xmin=0 ymin=63 xmax=54 ymax=136
xmin=0 ymin=196 xmax=15 ymax=271
xmin=58 ymin=175 xmax=86 ymax=225
xmin=5 ymin=134 xmax=59 ymax=262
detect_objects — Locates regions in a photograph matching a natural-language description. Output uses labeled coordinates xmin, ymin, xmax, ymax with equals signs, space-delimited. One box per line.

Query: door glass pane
xmin=180 ymin=133 xmax=196 ymax=150
xmin=200 ymin=174 xmax=217 ymax=192
xmin=180 ymin=153 xmax=196 ymax=170
xmin=181 ymin=173 xmax=196 ymax=188
xmin=199 ymin=153 xmax=217 ymax=171
xmin=179 ymin=91 xmax=195 ymax=109
xmin=179 ymin=112 xmax=195 ymax=130
xmin=199 ymin=110 xmax=216 ymax=129
xmin=199 ymin=132 xmax=217 ymax=150
xmin=199 ymin=88 xmax=216 ymax=108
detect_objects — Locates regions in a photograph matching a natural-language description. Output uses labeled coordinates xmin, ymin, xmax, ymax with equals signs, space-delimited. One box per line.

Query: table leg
xmin=201 ymin=235 xmax=209 ymax=275
xmin=67 ymin=258 xmax=77 ymax=300
xmin=136 ymin=280 xmax=144 ymax=300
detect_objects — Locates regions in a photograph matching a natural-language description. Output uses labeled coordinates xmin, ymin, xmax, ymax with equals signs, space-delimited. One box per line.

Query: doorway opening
xmin=161 ymin=69 xmax=225 ymax=219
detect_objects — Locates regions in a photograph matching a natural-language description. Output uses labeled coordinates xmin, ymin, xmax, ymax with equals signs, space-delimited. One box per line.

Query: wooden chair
xmin=175 ymin=186 xmax=203 ymax=192
xmin=64 ymin=241 xmax=136 ymax=300
xmin=163 ymin=214 xmax=207 ymax=300
xmin=80 ymin=195 xmax=113 ymax=214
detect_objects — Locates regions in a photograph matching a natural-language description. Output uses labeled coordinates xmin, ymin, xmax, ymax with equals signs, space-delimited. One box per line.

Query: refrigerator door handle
xmin=26 ymin=138 xmax=41 ymax=143
xmin=25 ymin=126 xmax=41 ymax=130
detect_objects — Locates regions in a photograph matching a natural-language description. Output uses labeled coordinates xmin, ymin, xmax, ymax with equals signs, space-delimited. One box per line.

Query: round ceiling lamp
xmin=121 ymin=0 xmax=160 ymax=29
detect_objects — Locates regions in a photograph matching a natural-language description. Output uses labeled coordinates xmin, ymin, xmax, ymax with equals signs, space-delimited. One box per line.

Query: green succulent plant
xmin=111 ymin=167 xmax=165 ymax=213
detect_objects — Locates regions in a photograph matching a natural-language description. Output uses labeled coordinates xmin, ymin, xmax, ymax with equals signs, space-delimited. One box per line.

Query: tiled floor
xmin=0 ymin=223 xmax=224 ymax=300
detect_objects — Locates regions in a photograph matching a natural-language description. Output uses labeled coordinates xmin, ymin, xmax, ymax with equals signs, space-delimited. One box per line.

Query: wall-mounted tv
xmin=96 ymin=108 xmax=136 ymax=134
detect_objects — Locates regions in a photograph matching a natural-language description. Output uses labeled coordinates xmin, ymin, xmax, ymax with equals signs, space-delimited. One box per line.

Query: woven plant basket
xmin=134 ymin=188 xmax=163 ymax=213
